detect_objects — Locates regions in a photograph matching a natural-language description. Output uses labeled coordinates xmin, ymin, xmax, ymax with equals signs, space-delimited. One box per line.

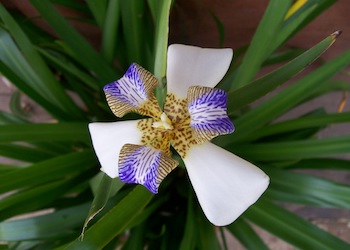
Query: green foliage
xmin=0 ymin=0 xmax=349 ymax=249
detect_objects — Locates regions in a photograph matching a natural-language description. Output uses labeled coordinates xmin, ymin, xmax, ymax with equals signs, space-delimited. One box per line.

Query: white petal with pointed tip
xmin=88 ymin=120 xmax=143 ymax=178
xmin=183 ymin=142 xmax=269 ymax=226
xmin=166 ymin=44 xmax=233 ymax=99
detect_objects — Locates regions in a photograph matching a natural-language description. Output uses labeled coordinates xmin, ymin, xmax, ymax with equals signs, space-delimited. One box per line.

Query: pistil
xmin=152 ymin=112 xmax=174 ymax=130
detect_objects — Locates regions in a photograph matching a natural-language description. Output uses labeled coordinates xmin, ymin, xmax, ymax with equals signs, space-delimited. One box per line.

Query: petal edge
xmin=88 ymin=120 xmax=143 ymax=178
xmin=183 ymin=142 xmax=269 ymax=226
xmin=166 ymin=44 xmax=233 ymax=99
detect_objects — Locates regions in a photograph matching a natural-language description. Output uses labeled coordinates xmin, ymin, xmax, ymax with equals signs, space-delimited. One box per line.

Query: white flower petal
xmin=183 ymin=142 xmax=269 ymax=226
xmin=88 ymin=120 xmax=143 ymax=178
xmin=166 ymin=44 xmax=233 ymax=99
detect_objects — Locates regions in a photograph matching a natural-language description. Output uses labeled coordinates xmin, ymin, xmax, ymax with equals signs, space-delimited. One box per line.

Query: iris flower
xmin=89 ymin=44 xmax=269 ymax=226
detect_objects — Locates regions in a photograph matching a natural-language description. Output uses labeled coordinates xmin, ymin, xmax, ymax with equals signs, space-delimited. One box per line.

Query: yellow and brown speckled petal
xmin=164 ymin=93 xmax=190 ymax=125
xmin=171 ymin=127 xmax=197 ymax=159
xmin=104 ymin=63 xmax=162 ymax=119
xmin=138 ymin=118 xmax=173 ymax=156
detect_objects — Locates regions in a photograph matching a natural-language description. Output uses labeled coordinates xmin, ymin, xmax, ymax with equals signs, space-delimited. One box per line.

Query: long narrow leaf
xmin=0 ymin=60 xmax=68 ymax=119
xmin=0 ymin=6 xmax=84 ymax=119
xmin=227 ymin=31 xmax=339 ymax=111
xmin=30 ymin=0 xmax=117 ymax=85
xmin=249 ymin=112 xmax=350 ymax=141
xmin=81 ymin=174 xmax=113 ymax=236
xmin=290 ymin=158 xmax=350 ymax=170
xmin=220 ymin=50 xmax=350 ymax=145
xmin=101 ymin=0 xmax=121 ymax=65
xmin=0 ymin=143 xmax=57 ymax=162
xmin=148 ymin=0 xmax=172 ymax=106
xmin=0 ymin=178 xmax=78 ymax=221
xmin=246 ymin=198 xmax=350 ymax=249
xmin=264 ymin=166 xmax=350 ymax=208
xmin=230 ymin=0 xmax=292 ymax=89
xmin=280 ymin=0 xmax=336 ymax=49
xmin=0 ymin=123 xmax=89 ymax=143
xmin=227 ymin=218 xmax=269 ymax=250
xmin=85 ymin=0 xmax=108 ymax=28
xmin=0 ymin=150 xmax=95 ymax=194
xmin=0 ymin=203 xmax=90 ymax=241
xmin=179 ymin=192 xmax=197 ymax=250
xmin=63 ymin=186 xmax=153 ymax=250
xmin=38 ymin=48 xmax=100 ymax=91
xmin=234 ymin=136 xmax=350 ymax=161
xmin=0 ymin=111 xmax=26 ymax=124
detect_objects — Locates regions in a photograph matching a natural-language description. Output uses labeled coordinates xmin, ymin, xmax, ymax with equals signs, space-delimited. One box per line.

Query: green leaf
xmin=120 ymin=0 xmax=148 ymax=67
xmin=89 ymin=172 xmax=125 ymax=197
xmin=63 ymin=186 xmax=153 ymax=250
xmin=227 ymin=218 xmax=269 ymax=250
xmin=0 ymin=123 xmax=90 ymax=143
xmin=148 ymin=0 xmax=171 ymax=80
xmin=0 ymin=143 xmax=57 ymax=162
xmin=148 ymin=0 xmax=172 ymax=106
xmin=234 ymin=136 xmax=350 ymax=161
xmin=0 ymin=111 xmax=26 ymax=124
xmin=290 ymin=158 xmax=350 ymax=170
xmin=210 ymin=12 xmax=225 ymax=48
xmin=179 ymin=192 xmax=197 ymax=250
xmin=85 ymin=0 xmax=108 ymax=28
xmin=0 ymin=164 xmax=23 ymax=175
xmin=9 ymin=90 xmax=30 ymax=118
xmin=226 ymin=31 xmax=340 ymax=112
xmin=101 ymin=0 xmax=121 ymax=65
xmin=221 ymin=50 xmax=350 ymax=145
xmin=126 ymin=194 xmax=167 ymax=229
xmin=0 ymin=178 xmax=79 ymax=221
xmin=249 ymin=112 xmax=350 ymax=141
xmin=196 ymin=210 xmax=221 ymax=250
xmin=0 ymin=7 xmax=84 ymax=119
xmin=230 ymin=0 xmax=293 ymax=89
xmin=0 ymin=203 xmax=90 ymax=241
xmin=280 ymin=0 xmax=336 ymax=49
xmin=263 ymin=47 xmax=305 ymax=66
xmin=38 ymin=48 xmax=100 ymax=91
xmin=81 ymin=174 xmax=113 ymax=237
xmin=121 ymin=222 xmax=146 ymax=250
xmin=266 ymin=2 xmax=318 ymax=56
xmin=264 ymin=167 xmax=350 ymax=208
xmin=246 ymin=198 xmax=350 ymax=249
xmin=0 ymin=60 xmax=68 ymax=119
xmin=30 ymin=0 xmax=117 ymax=85
xmin=0 ymin=150 xmax=95 ymax=194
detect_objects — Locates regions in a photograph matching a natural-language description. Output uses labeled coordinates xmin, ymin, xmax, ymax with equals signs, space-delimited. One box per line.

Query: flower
xmin=89 ymin=44 xmax=269 ymax=226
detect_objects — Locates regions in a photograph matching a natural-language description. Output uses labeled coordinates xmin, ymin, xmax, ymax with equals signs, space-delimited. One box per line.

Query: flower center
xmin=152 ymin=112 xmax=174 ymax=130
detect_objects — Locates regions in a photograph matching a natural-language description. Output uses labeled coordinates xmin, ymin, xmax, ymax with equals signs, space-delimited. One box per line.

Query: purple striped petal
xmin=187 ymin=86 xmax=234 ymax=143
xmin=104 ymin=63 xmax=160 ymax=118
xmin=118 ymin=144 xmax=178 ymax=193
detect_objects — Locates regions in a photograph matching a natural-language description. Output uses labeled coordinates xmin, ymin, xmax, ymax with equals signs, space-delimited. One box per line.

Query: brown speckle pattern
xmin=164 ymin=93 xmax=190 ymax=125
xmin=138 ymin=93 xmax=198 ymax=159
xmin=138 ymin=118 xmax=173 ymax=156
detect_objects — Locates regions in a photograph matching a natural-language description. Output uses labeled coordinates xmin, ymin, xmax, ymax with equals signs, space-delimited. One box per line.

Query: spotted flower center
xmin=152 ymin=112 xmax=173 ymax=130
xmin=102 ymin=63 xmax=234 ymax=193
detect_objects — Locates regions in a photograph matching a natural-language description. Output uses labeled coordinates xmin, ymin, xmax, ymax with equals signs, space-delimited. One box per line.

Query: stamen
xmin=152 ymin=112 xmax=174 ymax=130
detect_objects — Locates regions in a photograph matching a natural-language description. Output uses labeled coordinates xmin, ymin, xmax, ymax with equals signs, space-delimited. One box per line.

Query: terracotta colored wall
xmin=169 ymin=0 xmax=350 ymax=61
xmin=1 ymin=0 xmax=349 ymax=59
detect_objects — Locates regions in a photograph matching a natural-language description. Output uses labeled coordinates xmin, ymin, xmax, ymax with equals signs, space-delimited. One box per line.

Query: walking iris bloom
xmin=89 ymin=44 xmax=269 ymax=226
